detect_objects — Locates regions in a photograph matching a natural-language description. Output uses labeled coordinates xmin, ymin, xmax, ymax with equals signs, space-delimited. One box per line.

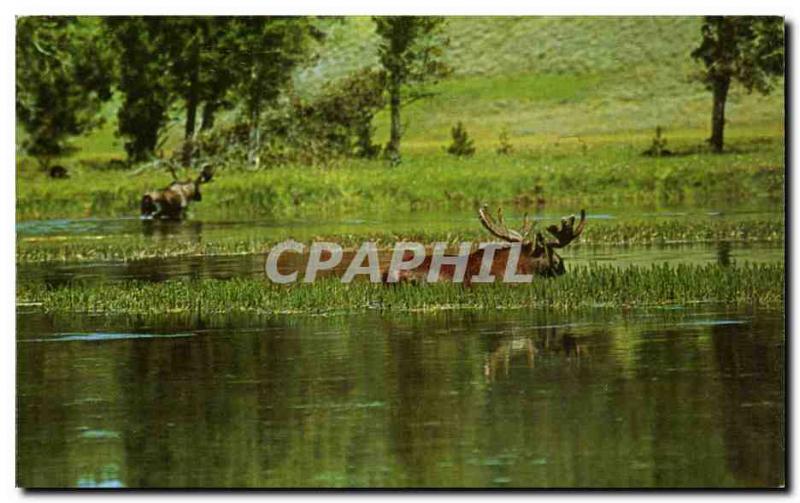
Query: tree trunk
xmin=182 ymin=95 xmax=198 ymax=167
xmin=182 ymin=43 xmax=201 ymax=167
xmin=249 ymin=104 xmax=261 ymax=169
xmin=386 ymin=75 xmax=402 ymax=164
xmin=200 ymin=102 xmax=217 ymax=131
xmin=247 ymin=64 xmax=262 ymax=169
xmin=710 ymin=75 xmax=730 ymax=153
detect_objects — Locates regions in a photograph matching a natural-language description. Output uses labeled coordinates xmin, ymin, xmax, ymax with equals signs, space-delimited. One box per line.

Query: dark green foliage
xmin=691 ymin=16 xmax=784 ymax=152
xmin=294 ymin=68 xmax=387 ymax=159
xmin=105 ymin=17 xmax=173 ymax=162
xmin=224 ymin=17 xmax=323 ymax=168
xmin=496 ymin=127 xmax=513 ymax=155
xmin=195 ymin=68 xmax=386 ymax=167
xmin=373 ymin=16 xmax=451 ymax=163
xmin=16 ymin=17 xmax=114 ymax=168
xmin=155 ymin=18 xmax=238 ymax=165
xmin=446 ymin=122 xmax=475 ymax=157
xmin=643 ymin=126 xmax=671 ymax=157
xmin=104 ymin=16 xmax=321 ymax=166
xmin=194 ymin=121 xmax=251 ymax=168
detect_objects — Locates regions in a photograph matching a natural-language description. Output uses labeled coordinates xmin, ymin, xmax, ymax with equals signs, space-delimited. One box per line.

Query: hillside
xmin=56 ymin=16 xmax=784 ymax=162
xmin=296 ymin=17 xmax=783 ymax=148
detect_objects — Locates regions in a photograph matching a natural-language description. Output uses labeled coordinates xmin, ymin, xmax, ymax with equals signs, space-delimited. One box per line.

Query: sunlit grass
xmin=16 ymin=133 xmax=784 ymax=222
xmin=16 ymin=18 xmax=784 ymax=226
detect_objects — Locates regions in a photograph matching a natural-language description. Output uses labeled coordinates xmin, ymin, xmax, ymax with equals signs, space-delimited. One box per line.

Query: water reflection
xmin=711 ymin=319 xmax=785 ymax=487
xmin=717 ymin=240 xmax=733 ymax=267
xmin=140 ymin=219 xmax=204 ymax=241
xmin=17 ymin=308 xmax=784 ymax=488
xmin=483 ymin=329 xmax=588 ymax=381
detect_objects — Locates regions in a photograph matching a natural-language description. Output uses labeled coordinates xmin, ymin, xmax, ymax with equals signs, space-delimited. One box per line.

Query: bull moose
xmin=140 ymin=164 xmax=214 ymax=220
xmin=384 ymin=206 xmax=586 ymax=284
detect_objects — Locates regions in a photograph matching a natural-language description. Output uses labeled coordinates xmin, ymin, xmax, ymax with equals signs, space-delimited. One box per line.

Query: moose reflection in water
xmin=16 ymin=309 xmax=785 ymax=487
xmin=484 ymin=327 xmax=588 ymax=381
xmin=384 ymin=206 xmax=586 ymax=284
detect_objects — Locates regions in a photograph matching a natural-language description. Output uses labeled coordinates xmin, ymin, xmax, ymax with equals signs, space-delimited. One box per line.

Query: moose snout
xmin=140 ymin=195 xmax=158 ymax=218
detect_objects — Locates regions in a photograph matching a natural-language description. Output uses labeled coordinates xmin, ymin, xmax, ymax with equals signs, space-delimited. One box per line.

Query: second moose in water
xmin=140 ymin=164 xmax=214 ymax=220
xmin=384 ymin=206 xmax=586 ymax=284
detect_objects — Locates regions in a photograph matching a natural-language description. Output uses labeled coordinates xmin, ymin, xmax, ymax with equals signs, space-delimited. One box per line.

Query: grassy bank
xmin=16 ymin=17 xmax=784 ymax=223
xmin=17 ymin=263 xmax=784 ymax=315
xmin=16 ymin=134 xmax=784 ymax=222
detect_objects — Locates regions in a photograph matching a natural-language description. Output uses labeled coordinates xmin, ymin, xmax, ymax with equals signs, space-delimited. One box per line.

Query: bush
xmin=446 ymin=121 xmax=476 ymax=157
xmin=496 ymin=127 xmax=513 ymax=155
xmin=643 ymin=126 xmax=672 ymax=157
xmin=193 ymin=68 xmax=387 ymax=168
xmin=291 ymin=68 xmax=387 ymax=160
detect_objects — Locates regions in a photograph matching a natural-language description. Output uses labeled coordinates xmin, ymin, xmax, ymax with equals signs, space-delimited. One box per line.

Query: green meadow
xmin=17 ymin=18 xmax=783 ymax=222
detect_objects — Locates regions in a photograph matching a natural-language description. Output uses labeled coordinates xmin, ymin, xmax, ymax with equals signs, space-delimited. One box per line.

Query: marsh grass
xmin=18 ymin=263 xmax=783 ymax=315
xmin=16 ymin=214 xmax=784 ymax=263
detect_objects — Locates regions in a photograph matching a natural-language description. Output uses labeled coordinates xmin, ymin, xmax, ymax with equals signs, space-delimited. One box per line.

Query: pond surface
xmin=15 ymin=204 xmax=782 ymax=241
xmin=17 ymin=307 xmax=784 ymax=488
xmin=16 ymin=204 xmax=784 ymax=284
xmin=15 ymin=203 xmax=786 ymax=488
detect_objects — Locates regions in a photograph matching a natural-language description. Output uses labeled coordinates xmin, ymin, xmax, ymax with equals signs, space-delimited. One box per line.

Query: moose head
xmin=477 ymin=205 xmax=586 ymax=278
xmin=381 ymin=206 xmax=586 ymax=284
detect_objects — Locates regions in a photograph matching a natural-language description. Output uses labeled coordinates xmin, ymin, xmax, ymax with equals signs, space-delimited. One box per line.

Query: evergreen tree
xmin=105 ymin=17 xmax=173 ymax=162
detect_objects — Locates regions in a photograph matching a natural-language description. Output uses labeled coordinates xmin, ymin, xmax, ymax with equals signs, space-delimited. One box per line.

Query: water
xmin=14 ymin=203 xmax=782 ymax=239
xmin=16 ymin=205 xmax=785 ymax=488
xmin=17 ymin=307 xmax=784 ymax=488
xmin=16 ymin=205 xmax=784 ymax=285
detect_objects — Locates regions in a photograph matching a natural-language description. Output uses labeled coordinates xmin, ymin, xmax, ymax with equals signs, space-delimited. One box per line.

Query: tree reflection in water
xmin=17 ymin=308 xmax=784 ymax=488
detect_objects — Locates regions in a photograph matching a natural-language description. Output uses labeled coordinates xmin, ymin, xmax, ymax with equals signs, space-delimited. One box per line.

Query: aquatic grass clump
xmin=18 ymin=263 xmax=784 ymax=315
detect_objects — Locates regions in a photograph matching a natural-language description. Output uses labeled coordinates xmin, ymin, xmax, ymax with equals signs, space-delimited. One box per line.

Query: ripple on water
xmin=21 ymin=331 xmax=195 ymax=343
xmin=78 ymin=429 xmax=121 ymax=440
xmin=676 ymin=319 xmax=749 ymax=327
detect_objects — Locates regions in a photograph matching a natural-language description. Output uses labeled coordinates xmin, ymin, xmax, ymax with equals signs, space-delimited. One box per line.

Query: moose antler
xmin=545 ymin=209 xmax=586 ymax=248
xmin=520 ymin=212 xmax=535 ymax=238
xmin=478 ymin=205 xmax=530 ymax=243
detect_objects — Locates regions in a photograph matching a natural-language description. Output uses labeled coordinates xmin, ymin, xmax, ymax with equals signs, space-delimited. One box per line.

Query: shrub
xmin=643 ymin=126 xmax=672 ymax=157
xmin=194 ymin=68 xmax=387 ymax=168
xmin=292 ymin=68 xmax=387 ymax=160
xmin=496 ymin=127 xmax=514 ymax=155
xmin=447 ymin=121 xmax=476 ymax=157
